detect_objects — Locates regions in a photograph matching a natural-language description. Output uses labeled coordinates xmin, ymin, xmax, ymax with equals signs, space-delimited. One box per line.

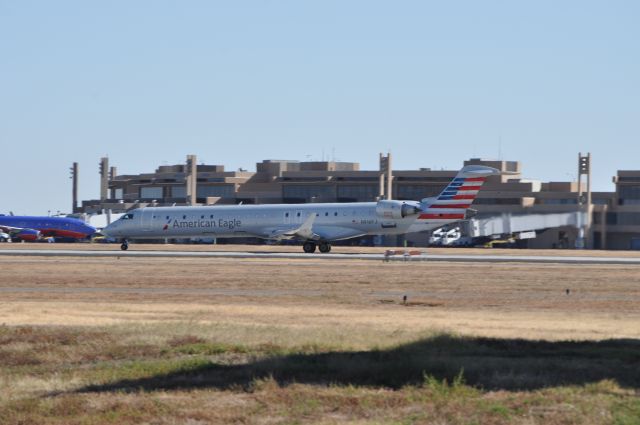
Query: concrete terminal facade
xmin=79 ymin=155 xmax=640 ymax=250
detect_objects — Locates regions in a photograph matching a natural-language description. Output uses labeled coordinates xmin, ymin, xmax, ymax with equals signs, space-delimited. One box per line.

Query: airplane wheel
xmin=303 ymin=241 xmax=316 ymax=253
xmin=318 ymin=242 xmax=331 ymax=253
xmin=120 ymin=241 xmax=129 ymax=251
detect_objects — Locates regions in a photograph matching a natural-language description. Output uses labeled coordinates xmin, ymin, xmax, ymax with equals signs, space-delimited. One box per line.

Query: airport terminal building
xmin=79 ymin=155 xmax=640 ymax=250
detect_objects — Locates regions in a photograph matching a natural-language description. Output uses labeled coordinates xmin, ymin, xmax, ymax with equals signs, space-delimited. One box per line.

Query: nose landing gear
xmin=120 ymin=239 xmax=129 ymax=251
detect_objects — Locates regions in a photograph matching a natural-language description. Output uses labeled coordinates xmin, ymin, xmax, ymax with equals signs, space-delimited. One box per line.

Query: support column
xmin=109 ymin=167 xmax=117 ymax=199
xmin=70 ymin=162 xmax=78 ymax=213
xmin=577 ymin=152 xmax=592 ymax=249
xmin=379 ymin=152 xmax=397 ymax=246
xmin=186 ymin=154 xmax=197 ymax=205
xmin=600 ymin=204 xmax=608 ymax=250
xmin=379 ymin=152 xmax=393 ymax=200
xmin=386 ymin=153 xmax=393 ymax=200
xmin=99 ymin=157 xmax=109 ymax=202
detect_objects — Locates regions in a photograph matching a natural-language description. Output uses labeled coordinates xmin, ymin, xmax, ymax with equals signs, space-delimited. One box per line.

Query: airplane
xmin=0 ymin=215 xmax=97 ymax=242
xmin=103 ymin=165 xmax=500 ymax=253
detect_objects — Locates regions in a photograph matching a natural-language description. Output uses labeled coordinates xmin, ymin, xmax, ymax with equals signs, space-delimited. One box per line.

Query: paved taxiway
xmin=2 ymin=248 xmax=640 ymax=264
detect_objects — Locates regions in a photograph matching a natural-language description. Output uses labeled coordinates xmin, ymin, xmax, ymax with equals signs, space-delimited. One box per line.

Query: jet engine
xmin=16 ymin=229 xmax=41 ymax=242
xmin=375 ymin=200 xmax=422 ymax=219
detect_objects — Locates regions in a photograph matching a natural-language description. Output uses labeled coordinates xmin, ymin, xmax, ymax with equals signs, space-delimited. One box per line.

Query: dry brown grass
xmin=0 ymin=324 xmax=638 ymax=424
xmin=0 ymin=253 xmax=639 ymax=424
xmin=1 ymin=255 xmax=639 ymax=340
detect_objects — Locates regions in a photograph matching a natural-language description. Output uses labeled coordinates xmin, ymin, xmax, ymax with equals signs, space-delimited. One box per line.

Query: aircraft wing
xmin=0 ymin=224 xmax=24 ymax=235
xmin=311 ymin=226 xmax=367 ymax=241
xmin=264 ymin=214 xmax=321 ymax=240
xmin=262 ymin=216 xmax=366 ymax=242
xmin=0 ymin=225 xmax=41 ymax=240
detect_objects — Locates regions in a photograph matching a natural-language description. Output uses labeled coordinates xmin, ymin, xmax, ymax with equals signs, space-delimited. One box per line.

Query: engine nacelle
xmin=16 ymin=229 xmax=41 ymax=242
xmin=376 ymin=200 xmax=422 ymax=219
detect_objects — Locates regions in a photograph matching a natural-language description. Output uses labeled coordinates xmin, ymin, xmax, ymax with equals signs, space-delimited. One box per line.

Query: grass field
xmin=0 ymin=247 xmax=639 ymax=424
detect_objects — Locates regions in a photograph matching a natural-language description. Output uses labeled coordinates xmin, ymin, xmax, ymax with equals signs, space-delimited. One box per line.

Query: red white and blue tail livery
xmin=408 ymin=165 xmax=499 ymax=231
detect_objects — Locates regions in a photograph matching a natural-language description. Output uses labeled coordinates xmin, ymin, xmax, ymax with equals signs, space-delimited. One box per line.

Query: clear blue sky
xmin=1 ymin=1 xmax=639 ymax=215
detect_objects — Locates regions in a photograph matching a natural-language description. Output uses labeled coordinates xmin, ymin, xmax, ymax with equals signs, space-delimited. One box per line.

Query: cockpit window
xmin=122 ymin=213 xmax=135 ymax=220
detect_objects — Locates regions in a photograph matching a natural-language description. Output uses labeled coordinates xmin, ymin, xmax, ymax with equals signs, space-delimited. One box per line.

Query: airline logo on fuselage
xmin=168 ymin=218 xmax=242 ymax=231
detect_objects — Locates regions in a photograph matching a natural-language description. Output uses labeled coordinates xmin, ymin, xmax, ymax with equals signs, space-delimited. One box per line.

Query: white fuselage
xmin=103 ymin=202 xmax=444 ymax=241
xmin=103 ymin=165 xmax=499 ymax=249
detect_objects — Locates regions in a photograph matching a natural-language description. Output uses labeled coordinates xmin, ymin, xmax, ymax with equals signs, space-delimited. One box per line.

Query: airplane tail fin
xmin=419 ymin=165 xmax=500 ymax=219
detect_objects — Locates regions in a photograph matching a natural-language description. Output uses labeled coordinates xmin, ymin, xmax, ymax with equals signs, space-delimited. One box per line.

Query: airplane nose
xmin=102 ymin=223 xmax=115 ymax=237
xmin=103 ymin=221 xmax=123 ymax=237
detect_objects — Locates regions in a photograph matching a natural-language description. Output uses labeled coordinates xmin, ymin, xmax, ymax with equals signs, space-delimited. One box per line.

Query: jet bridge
xmin=463 ymin=212 xmax=587 ymax=239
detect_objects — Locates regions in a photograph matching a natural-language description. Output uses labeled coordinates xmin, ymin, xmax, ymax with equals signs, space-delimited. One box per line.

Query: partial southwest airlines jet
xmin=0 ymin=215 xmax=96 ymax=242
xmin=103 ymin=165 xmax=499 ymax=253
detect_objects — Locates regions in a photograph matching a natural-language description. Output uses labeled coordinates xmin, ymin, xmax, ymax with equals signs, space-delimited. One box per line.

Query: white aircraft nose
xmin=102 ymin=223 xmax=117 ymax=237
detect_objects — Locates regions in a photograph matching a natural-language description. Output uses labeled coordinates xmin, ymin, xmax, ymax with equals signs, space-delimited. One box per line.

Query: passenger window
xmin=297 ymin=212 xmax=301 ymax=217
xmin=325 ymin=212 xmax=328 ymax=216
xmin=183 ymin=215 xmax=186 ymax=219
xmin=166 ymin=216 xmax=169 ymax=219
xmin=334 ymin=212 xmax=338 ymax=216
xmin=285 ymin=213 xmax=289 ymax=217
xmin=201 ymin=215 xmax=204 ymax=219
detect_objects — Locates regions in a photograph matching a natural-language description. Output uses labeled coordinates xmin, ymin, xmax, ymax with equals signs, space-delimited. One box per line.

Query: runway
xmin=2 ymin=248 xmax=640 ymax=265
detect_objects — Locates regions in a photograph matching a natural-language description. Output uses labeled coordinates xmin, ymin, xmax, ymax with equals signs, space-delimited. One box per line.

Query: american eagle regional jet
xmin=103 ymin=165 xmax=499 ymax=252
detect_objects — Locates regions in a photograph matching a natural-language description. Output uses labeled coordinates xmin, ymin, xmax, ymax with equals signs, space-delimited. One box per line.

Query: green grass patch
xmin=1 ymin=325 xmax=639 ymax=424
xmin=86 ymin=357 xmax=213 ymax=388
xmin=170 ymin=341 xmax=249 ymax=355
xmin=614 ymin=400 xmax=640 ymax=425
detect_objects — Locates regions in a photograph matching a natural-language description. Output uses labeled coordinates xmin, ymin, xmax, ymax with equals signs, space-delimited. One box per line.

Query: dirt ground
xmin=0 ymin=251 xmax=639 ymax=341
xmin=1 ymin=249 xmax=639 ymax=424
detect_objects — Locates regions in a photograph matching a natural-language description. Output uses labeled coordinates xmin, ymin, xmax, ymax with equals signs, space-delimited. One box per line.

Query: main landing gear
xmin=302 ymin=241 xmax=331 ymax=254
xmin=318 ymin=242 xmax=331 ymax=253
xmin=120 ymin=239 xmax=129 ymax=251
